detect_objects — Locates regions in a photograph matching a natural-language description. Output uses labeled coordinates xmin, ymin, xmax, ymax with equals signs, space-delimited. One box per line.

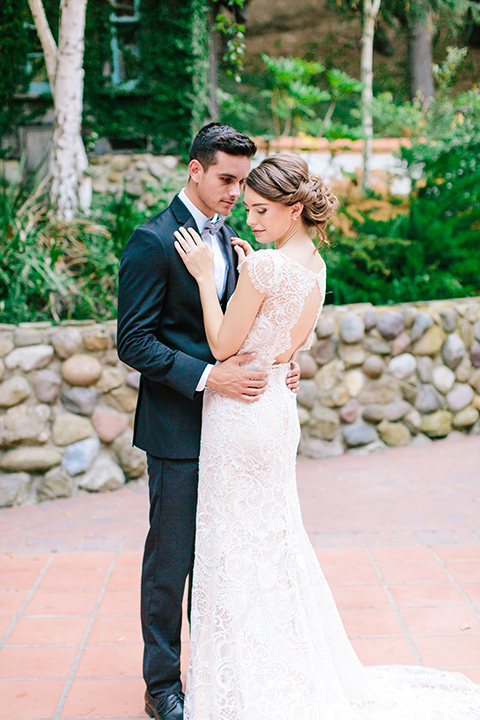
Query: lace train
xmin=184 ymin=252 xmax=480 ymax=719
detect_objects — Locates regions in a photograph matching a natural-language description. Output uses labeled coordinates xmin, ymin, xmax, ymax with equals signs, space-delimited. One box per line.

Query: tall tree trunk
xmin=361 ymin=0 xmax=381 ymax=194
xmin=28 ymin=0 xmax=90 ymax=221
xmin=408 ymin=2 xmax=435 ymax=103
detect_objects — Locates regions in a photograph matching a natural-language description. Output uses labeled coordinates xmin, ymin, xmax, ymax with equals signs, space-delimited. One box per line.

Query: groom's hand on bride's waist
xmin=206 ymin=353 xmax=268 ymax=402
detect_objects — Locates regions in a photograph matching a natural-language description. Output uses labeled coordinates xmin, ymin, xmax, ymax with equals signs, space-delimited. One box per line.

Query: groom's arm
xmin=117 ymin=226 xmax=207 ymax=400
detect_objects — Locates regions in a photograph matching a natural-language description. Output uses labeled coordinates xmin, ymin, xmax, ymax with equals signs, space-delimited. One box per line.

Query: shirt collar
xmin=178 ymin=188 xmax=218 ymax=234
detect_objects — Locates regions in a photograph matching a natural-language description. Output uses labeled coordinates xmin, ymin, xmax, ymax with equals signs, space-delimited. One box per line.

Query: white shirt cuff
xmin=196 ymin=364 xmax=214 ymax=392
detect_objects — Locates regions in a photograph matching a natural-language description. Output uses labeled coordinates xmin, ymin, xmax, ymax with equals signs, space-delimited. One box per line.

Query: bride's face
xmin=244 ymin=186 xmax=298 ymax=245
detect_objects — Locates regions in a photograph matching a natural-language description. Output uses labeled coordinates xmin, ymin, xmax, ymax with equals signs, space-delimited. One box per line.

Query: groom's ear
xmin=189 ymin=159 xmax=204 ymax=185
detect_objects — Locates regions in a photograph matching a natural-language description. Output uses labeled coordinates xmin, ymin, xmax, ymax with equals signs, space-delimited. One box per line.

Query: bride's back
xmin=238 ymin=249 xmax=326 ymax=369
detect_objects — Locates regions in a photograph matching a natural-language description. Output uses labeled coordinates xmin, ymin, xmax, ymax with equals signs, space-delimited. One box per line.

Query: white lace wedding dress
xmin=184 ymin=249 xmax=480 ymax=720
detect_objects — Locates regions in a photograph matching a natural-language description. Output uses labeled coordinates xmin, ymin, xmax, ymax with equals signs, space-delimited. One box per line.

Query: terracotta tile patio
xmin=0 ymin=435 xmax=479 ymax=718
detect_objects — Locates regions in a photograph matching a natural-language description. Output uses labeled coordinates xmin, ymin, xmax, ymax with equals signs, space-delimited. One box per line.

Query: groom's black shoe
xmin=145 ymin=689 xmax=185 ymax=720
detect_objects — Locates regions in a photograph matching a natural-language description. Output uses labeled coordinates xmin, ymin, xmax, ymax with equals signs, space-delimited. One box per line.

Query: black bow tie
xmin=202 ymin=217 xmax=225 ymax=239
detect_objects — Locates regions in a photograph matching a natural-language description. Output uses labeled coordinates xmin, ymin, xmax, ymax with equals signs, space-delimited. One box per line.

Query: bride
xmin=174 ymin=154 xmax=480 ymax=720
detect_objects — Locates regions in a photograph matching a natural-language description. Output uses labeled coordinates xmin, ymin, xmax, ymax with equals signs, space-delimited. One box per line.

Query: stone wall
xmin=0 ymin=320 xmax=146 ymax=508
xmin=297 ymin=297 xmax=480 ymax=459
xmin=1 ymin=295 xmax=479 ymax=508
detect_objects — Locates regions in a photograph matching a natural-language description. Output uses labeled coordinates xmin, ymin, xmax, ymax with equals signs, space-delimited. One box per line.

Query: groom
xmin=117 ymin=123 xmax=300 ymax=720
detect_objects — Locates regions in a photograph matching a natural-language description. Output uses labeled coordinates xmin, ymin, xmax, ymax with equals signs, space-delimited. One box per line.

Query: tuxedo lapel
xmin=170 ymin=194 xmax=199 ymax=233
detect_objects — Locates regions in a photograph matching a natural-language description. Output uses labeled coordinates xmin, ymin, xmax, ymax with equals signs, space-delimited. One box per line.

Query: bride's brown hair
xmin=246 ymin=154 xmax=338 ymax=247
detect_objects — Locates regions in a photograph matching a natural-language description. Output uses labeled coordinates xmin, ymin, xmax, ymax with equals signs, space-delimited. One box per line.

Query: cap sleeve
xmin=239 ymin=250 xmax=276 ymax=295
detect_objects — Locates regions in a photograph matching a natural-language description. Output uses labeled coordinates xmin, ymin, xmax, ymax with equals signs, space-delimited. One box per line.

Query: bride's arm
xmin=174 ymin=227 xmax=265 ymax=361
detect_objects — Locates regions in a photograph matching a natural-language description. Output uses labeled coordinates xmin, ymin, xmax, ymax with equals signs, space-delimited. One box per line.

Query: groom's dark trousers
xmin=117 ymin=195 xmax=237 ymax=696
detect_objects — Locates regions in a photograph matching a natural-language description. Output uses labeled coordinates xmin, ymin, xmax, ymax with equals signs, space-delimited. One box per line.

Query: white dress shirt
xmin=178 ymin=189 xmax=228 ymax=392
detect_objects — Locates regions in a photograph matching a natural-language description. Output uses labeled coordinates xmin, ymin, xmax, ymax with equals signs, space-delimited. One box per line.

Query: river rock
xmin=452 ymin=405 xmax=479 ymax=429
xmin=297 ymin=406 xmax=310 ymax=425
xmin=391 ymin=333 xmax=411 ymax=357
xmin=106 ymin=386 xmax=138 ymax=413
xmin=377 ymin=311 xmax=405 ymax=340
xmin=411 ymin=312 xmax=433 ymax=341
xmin=464 ymin=304 xmax=479 ymax=322
xmin=338 ymin=399 xmax=358 ymax=423
xmin=0 ymin=359 xmax=4 ymax=381
xmin=113 ymin=429 xmax=147 ymax=478
xmin=359 ymin=376 xmax=400 ymax=405
xmin=385 ymin=400 xmax=411 ymax=421
xmin=413 ymin=325 xmax=445 ymax=356
xmin=51 ymin=327 xmax=83 ymax=358
xmin=401 ymin=306 xmax=417 ymax=329
xmin=313 ymin=336 xmax=338 ymax=365
xmin=412 ymin=433 xmax=433 ymax=447
xmin=102 ymin=348 xmax=119 ymax=365
xmin=440 ymin=308 xmax=458 ymax=333
xmin=362 ymin=405 xmax=385 ymax=423
xmin=389 ymin=353 xmax=417 ymax=380
xmin=316 ymin=317 xmax=335 ymax=338
xmin=442 ymin=333 xmax=466 ymax=369
xmin=415 ymin=384 xmax=444 ymax=413
xmin=15 ymin=329 xmax=42 ymax=346
xmin=339 ymin=343 xmax=365 ymax=367
xmin=417 ymin=356 xmax=433 ymax=383
xmin=0 ymin=472 xmax=30 ymax=507
xmin=321 ymin=385 xmax=349 ymax=408
xmin=5 ymin=344 xmax=54 ymax=372
xmin=61 ymin=387 xmax=99 ymax=416
xmin=0 ymin=376 xmax=31 ymax=408
xmin=309 ymin=405 xmax=340 ymax=440
xmin=473 ymin=396 xmax=480 ymax=412
xmin=77 ymin=452 xmax=125 ymax=492
xmin=420 ymin=410 xmax=452 ymax=438
xmin=300 ymin=438 xmax=344 ymax=459
xmin=459 ymin=319 xmax=474 ymax=348
xmin=0 ymin=334 xmax=14 ymax=357
xmin=52 ymin=413 xmax=94 ymax=446
xmin=378 ymin=421 xmax=411 ymax=446
xmin=37 ymin=466 xmax=74 ymax=501
xmin=96 ymin=367 xmax=125 ymax=393
xmin=471 ymin=341 xmax=480 ymax=368
xmin=362 ymin=355 xmax=385 ymax=379
xmin=84 ymin=325 xmax=111 ymax=352
xmin=33 ymin=370 xmax=62 ymax=403
xmin=340 ymin=313 xmax=365 ymax=343
xmin=315 ymin=361 xmax=343 ymax=393
xmin=62 ymin=354 xmax=102 ymax=386
xmin=469 ymin=370 xmax=480 ymax=394
xmin=446 ymin=383 xmax=474 ymax=412
xmin=0 ymin=404 xmax=50 ymax=447
xmin=344 ymin=370 xmax=364 ymax=397
xmin=61 ymin=436 xmax=100 ymax=475
xmin=455 ymin=355 xmax=472 ymax=383
xmin=92 ymin=408 xmax=129 ymax=443
xmin=432 ymin=366 xmax=455 ymax=394
xmin=362 ymin=333 xmax=391 ymax=355
xmin=343 ymin=424 xmax=378 ymax=447
xmin=474 ymin=320 xmax=480 ymax=342
xmin=297 ymin=380 xmax=318 ymax=409
xmin=126 ymin=371 xmax=141 ymax=389
xmin=404 ymin=409 xmax=422 ymax=434
xmin=0 ymin=447 xmax=61 ymax=472
xmin=298 ymin=352 xmax=317 ymax=379
xmin=363 ymin=309 xmax=378 ymax=331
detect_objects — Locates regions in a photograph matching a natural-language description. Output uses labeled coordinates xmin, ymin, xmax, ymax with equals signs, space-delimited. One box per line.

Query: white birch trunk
xmin=361 ymin=0 xmax=381 ymax=194
xmin=28 ymin=0 xmax=90 ymax=220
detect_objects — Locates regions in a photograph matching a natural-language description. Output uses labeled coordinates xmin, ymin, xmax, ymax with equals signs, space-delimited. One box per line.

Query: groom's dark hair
xmin=190 ymin=122 xmax=256 ymax=170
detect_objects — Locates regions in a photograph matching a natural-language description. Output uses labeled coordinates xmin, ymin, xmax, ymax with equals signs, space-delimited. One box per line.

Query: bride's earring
xmin=292 ymin=214 xmax=297 ymax=220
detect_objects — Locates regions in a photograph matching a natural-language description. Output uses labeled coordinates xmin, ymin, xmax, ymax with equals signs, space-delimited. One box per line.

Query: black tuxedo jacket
xmin=117 ymin=194 xmax=238 ymax=458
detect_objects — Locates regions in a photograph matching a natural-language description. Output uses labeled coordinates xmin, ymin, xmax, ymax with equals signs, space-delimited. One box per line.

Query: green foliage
xmin=325 ymin=140 xmax=480 ymax=305
xmin=260 ymin=55 xmax=363 ymax=139
xmin=0 ymin=1 xmax=33 ymax=149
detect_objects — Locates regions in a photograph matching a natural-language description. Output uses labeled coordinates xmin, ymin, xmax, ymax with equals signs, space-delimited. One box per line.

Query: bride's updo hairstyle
xmin=246 ymin=154 xmax=338 ymax=247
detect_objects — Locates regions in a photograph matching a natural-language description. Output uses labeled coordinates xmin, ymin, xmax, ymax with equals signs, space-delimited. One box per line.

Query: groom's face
xmin=189 ymin=151 xmax=251 ymax=218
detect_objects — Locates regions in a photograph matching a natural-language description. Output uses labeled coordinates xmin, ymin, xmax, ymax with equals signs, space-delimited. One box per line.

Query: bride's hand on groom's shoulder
xmin=174 ymin=226 xmax=214 ymax=282
xmin=231 ymin=237 xmax=254 ymax=263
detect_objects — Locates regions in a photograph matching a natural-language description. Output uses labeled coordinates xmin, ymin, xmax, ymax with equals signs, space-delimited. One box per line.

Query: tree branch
xmin=28 ymin=0 xmax=58 ymax=92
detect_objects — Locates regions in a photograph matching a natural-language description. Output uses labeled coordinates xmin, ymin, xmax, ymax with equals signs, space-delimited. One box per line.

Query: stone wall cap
xmin=59 ymin=320 xmax=96 ymax=327
xmin=18 ymin=322 xmax=53 ymax=329
xmin=0 ymin=324 xmax=17 ymax=331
